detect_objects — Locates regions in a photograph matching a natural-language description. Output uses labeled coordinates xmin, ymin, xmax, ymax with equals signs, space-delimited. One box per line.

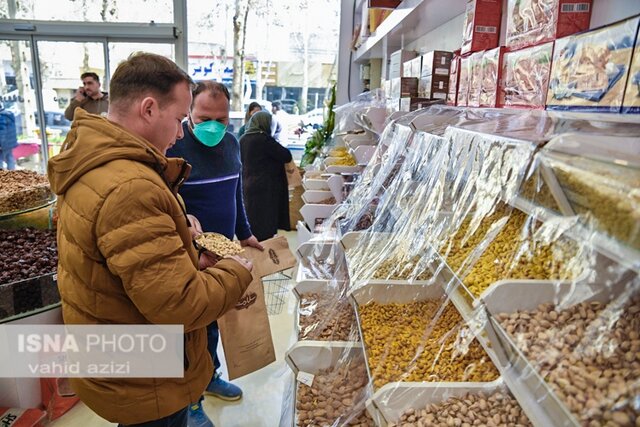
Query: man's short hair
xmin=80 ymin=72 xmax=100 ymax=83
xmin=272 ymin=101 xmax=281 ymax=110
xmin=109 ymin=52 xmax=194 ymax=108
xmin=192 ymin=81 xmax=230 ymax=107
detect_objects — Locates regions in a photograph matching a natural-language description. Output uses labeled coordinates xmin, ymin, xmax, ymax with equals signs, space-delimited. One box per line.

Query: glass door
xmin=0 ymin=39 xmax=45 ymax=172
xmin=36 ymin=40 xmax=105 ymax=158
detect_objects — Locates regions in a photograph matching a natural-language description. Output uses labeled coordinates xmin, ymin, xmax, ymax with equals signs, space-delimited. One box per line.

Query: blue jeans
xmin=206 ymin=321 xmax=221 ymax=379
xmin=118 ymin=406 xmax=188 ymax=427
xmin=0 ymin=148 xmax=16 ymax=170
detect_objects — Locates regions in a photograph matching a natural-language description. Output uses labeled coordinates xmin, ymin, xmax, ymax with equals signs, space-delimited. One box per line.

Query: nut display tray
xmin=366 ymin=379 xmax=505 ymax=426
xmin=301 ymin=190 xmax=340 ymax=205
xmin=324 ymin=157 xmax=362 ymax=174
xmin=294 ymin=242 xmax=347 ymax=285
xmin=299 ymin=204 xmax=336 ymax=230
xmin=480 ymin=279 xmax=635 ymax=427
xmin=293 ymin=280 xmax=358 ymax=345
xmin=341 ymin=231 xmax=436 ymax=287
xmin=0 ymin=272 xmax=60 ymax=323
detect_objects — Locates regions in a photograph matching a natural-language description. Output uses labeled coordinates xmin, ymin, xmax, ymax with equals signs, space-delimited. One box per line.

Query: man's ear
xmin=139 ymin=97 xmax=157 ymax=124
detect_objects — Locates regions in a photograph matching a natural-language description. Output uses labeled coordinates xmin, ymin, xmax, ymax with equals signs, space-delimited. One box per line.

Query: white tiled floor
xmin=51 ymin=231 xmax=299 ymax=427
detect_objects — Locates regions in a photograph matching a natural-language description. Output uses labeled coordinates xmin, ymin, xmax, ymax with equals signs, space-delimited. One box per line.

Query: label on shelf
xmin=297 ymin=371 xmax=315 ymax=387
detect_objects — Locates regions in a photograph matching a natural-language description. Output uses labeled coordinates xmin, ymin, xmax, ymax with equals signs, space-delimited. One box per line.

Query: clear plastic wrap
xmin=447 ymin=52 xmax=461 ymax=106
xmin=288 ymin=106 xmax=640 ymax=427
xmin=467 ymin=52 xmax=484 ymax=108
xmin=505 ymin=0 xmax=592 ymax=50
xmin=498 ymin=42 xmax=553 ymax=109
xmin=547 ymin=16 xmax=640 ymax=112
xmin=622 ymin=29 xmax=640 ymax=114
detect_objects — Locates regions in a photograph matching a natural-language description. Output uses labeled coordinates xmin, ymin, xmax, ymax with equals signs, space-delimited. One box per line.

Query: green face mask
xmin=192 ymin=120 xmax=227 ymax=147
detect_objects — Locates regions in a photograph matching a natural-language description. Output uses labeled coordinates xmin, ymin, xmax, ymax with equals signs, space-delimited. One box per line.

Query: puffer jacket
xmin=47 ymin=109 xmax=253 ymax=425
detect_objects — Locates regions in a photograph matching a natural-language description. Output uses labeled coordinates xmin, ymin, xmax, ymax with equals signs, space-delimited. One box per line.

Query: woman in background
xmin=237 ymin=102 xmax=262 ymax=139
xmin=239 ymin=111 xmax=292 ymax=241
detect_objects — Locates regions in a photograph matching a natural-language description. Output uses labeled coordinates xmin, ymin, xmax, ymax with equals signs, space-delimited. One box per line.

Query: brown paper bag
xmin=218 ymin=236 xmax=296 ymax=379
xmin=285 ymin=160 xmax=302 ymax=188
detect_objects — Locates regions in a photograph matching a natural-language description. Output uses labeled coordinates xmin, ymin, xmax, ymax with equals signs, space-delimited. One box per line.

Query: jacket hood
xmin=48 ymin=109 xmax=190 ymax=195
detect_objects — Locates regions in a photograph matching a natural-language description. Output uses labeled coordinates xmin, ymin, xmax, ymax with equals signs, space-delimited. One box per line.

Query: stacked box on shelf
xmin=461 ymin=0 xmax=502 ymax=55
xmin=546 ymin=15 xmax=640 ymax=113
xmin=479 ymin=46 xmax=505 ymax=107
xmin=447 ymin=51 xmax=462 ymax=105
xmin=402 ymin=56 xmax=422 ymax=79
xmin=457 ymin=55 xmax=472 ymax=106
xmin=467 ymin=51 xmax=484 ymax=107
xmin=390 ymin=77 xmax=418 ymax=100
xmin=498 ymin=42 xmax=554 ymax=109
xmin=505 ymin=0 xmax=593 ymax=50
xmin=622 ymin=28 xmax=640 ymax=113
xmin=418 ymin=50 xmax=452 ymax=101
xmin=389 ymin=49 xmax=416 ymax=79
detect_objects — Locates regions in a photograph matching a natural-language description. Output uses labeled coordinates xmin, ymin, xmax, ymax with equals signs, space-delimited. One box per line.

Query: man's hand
xmin=240 ymin=235 xmax=264 ymax=251
xmin=226 ymin=255 xmax=253 ymax=272
xmin=187 ymin=214 xmax=203 ymax=239
xmin=74 ymin=87 xmax=86 ymax=102
xmin=198 ymin=251 xmax=221 ymax=270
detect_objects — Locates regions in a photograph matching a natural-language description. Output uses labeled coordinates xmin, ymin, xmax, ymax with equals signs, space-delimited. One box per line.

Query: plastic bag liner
xmin=286 ymin=106 xmax=639 ymax=427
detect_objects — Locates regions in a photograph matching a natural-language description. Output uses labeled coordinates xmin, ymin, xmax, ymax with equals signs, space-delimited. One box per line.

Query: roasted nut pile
xmin=0 ymin=170 xmax=52 ymax=214
xmin=359 ymin=300 xmax=499 ymax=389
xmin=296 ymin=362 xmax=373 ymax=427
xmin=317 ymin=197 xmax=337 ymax=205
xmin=299 ymin=258 xmax=335 ymax=280
xmin=0 ymin=228 xmax=57 ymax=284
xmin=445 ymin=208 xmax=583 ymax=297
xmin=389 ymin=390 xmax=532 ymax=427
xmin=195 ymin=232 xmax=243 ymax=256
xmin=497 ymin=294 xmax=640 ymax=426
xmin=298 ymin=292 xmax=358 ymax=341
xmin=552 ymin=161 xmax=640 ymax=251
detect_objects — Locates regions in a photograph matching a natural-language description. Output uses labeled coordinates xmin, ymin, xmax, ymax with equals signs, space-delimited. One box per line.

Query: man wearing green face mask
xmin=166 ymin=81 xmax=263 ymax=427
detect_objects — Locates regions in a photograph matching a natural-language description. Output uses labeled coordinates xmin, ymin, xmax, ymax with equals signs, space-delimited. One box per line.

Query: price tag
xmin=297 ymin=371 xmax=315 ymax=387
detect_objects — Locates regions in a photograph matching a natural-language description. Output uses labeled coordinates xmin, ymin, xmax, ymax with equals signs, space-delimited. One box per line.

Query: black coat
xmin=239 ymin=132 xmax=293 ymax=241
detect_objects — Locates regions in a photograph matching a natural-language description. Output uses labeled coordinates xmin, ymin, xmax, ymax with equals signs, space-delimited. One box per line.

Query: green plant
xmin=300 ymin=84 xmax=336 ymax=167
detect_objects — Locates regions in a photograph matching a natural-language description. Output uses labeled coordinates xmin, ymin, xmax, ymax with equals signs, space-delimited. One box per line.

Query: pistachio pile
xmin=298 ymin=292 xmax=358 ymax=342
xmin=296 ymin=362 xmax=373 ymax=427
xmin=497 ymin=294 xmax=640 ymax=426
xmin=389 ymin=390 xmax=531 ymax=427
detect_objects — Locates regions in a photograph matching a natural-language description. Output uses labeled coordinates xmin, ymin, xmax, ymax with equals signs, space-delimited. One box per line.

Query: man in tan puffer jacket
xmin=47 ymin=52 xmax=253 ymax=427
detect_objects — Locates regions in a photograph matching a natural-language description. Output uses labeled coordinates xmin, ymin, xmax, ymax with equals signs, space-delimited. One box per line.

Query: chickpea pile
xmin=298 ymin=292 xmax=358 ymax=342
xmin=359 ymin=300 xmax=499 ymax=389
xmin=389 ymin=390 xmax=531 ymax=427
xmin=445 ymin=209 xmax=583 ymax=297
xmin=497 ymin=294 xmax=640 ymax=426
xmin=296 ymin=362 xmax=374 ymax=427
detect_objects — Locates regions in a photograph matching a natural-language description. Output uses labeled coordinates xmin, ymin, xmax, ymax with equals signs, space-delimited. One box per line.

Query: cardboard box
xmin=402 ymin=56 xmax=422 ymax=78
xmin=369 ymin=0 xmax=402 ymax=8
xmin=419 ymin=74 xmax=450 ymax=99
xmin=391 ymin=77 xmax=419 ymax=99
xmin=420 ymin=50 xmax=453 ymax=77
xmin=461 ymin=0 xmax=502 ymax=55
xmin=622 ymin=30 xmax=640 ymax=113
xmin=389 ymin=49 xmax=416 ymax=79
xmin=369 ymin=8 xmax=393 ymax=34
xmin=467 ymin=51 xmax=484 ymax=107
xmin=506 ymin=0 xmax=593 ymax=50
xmin=498 ymin=42 xmax=553 ymax=109
xmin=399 ymin=97 xmax=440 ymax=112
xmin=479 ymin=46 xmax=505 ymax=107
xmin=457 ymin=55 xmax=472 ymax=106
xmin=447 ymin=51 xmax=462 ymax=105
xmin=547 ymin=16 xmax=639 ymax=112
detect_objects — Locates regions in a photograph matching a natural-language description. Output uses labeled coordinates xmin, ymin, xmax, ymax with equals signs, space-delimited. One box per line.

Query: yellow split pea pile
xmin=359 ymin=300 xmax=499 ymax=389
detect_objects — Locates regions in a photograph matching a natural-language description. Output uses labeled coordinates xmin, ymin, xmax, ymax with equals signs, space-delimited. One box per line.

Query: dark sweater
xmin=167 ymin=123 xmax=252 ymax=240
